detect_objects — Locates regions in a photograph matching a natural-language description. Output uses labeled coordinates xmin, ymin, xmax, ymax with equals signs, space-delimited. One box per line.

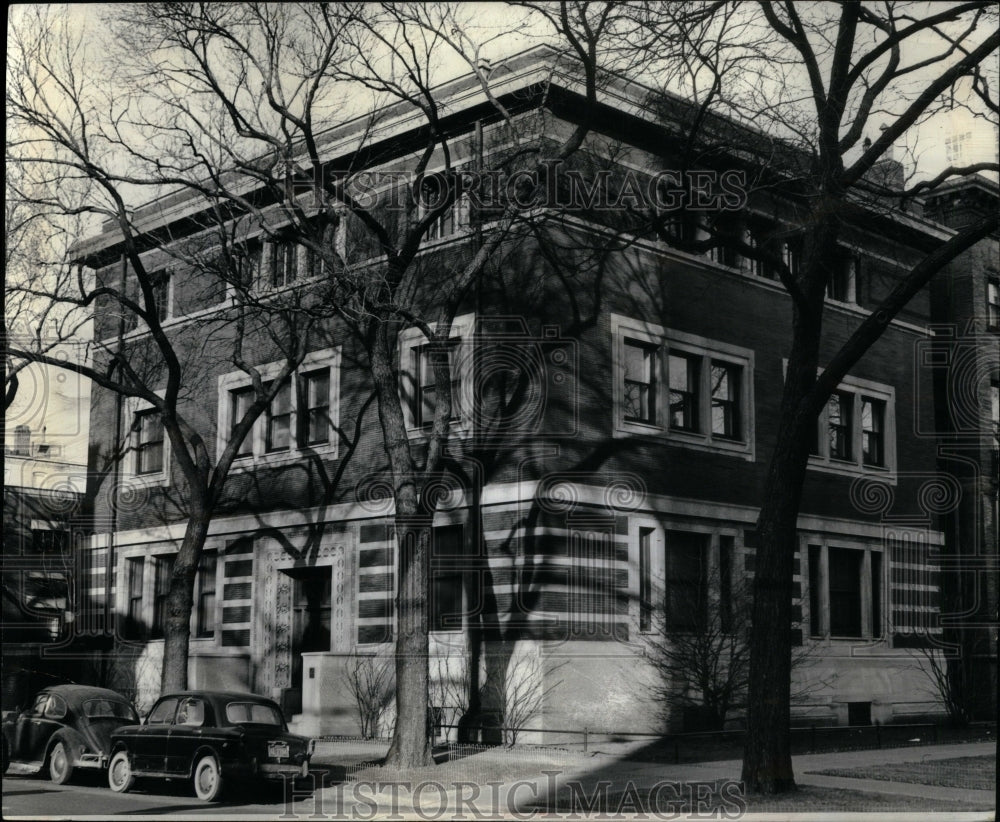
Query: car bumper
xmin=258 ymin=761 xmax=310 ymax=779
xmin=226 ymin=759 xmax=310 ymax=781
xmin=75 ymin=753 xmax=108 ymax=769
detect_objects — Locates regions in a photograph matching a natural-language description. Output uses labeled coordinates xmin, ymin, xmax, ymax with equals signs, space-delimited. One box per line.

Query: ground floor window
xmin=808 ymin=543 xmax=883 ymax=639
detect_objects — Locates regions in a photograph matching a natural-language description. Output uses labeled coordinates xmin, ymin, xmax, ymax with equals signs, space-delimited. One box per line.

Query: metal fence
xmin=313 ymin=719 xmax=994 ymax=772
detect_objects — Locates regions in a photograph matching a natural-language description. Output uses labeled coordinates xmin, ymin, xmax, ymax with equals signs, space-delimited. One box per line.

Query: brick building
xmin=76 ymin=47 xmax=955 ymax=736
xmin=922 ymin=175 xmax=999 ymax=721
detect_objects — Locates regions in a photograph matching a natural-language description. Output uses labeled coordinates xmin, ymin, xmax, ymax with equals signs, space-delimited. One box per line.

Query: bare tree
xmin=631 ymin=1 xmax=999 ymax=792
xmin=8 ymin=1 xmax=632 ymax=768
xmin=639 ymin=573 xmax=833 ymax=733
xmin=344 ymin=651 xmax=396 ymax=739
xmin=7 ymin=5 xmax=333 ymax=695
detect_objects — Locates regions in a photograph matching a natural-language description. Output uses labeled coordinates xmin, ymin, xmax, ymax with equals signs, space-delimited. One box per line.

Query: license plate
xmin=267 ymin=741 xmax=290 ymax=759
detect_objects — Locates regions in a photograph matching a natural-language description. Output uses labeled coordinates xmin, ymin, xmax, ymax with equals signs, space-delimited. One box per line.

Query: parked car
xmin=107 ymin=690 xmax=314 ymax=801
xmin=1 ymin=685 xmax=139 ymax=784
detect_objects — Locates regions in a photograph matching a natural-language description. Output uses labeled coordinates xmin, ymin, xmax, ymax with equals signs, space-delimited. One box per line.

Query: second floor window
xmin=265 ymin=380 xmax=293 ymax=452
xmin=613 ymin=315 xmax=754 ymax=458
xmin=624 ymin=340 xmax=657 ymax=424
xmin=134 ymin=410 xmax=164 ymax=475
xmin=809 ymin=376 xmax=895 ymax=475
xmin=411 ymin=340 xmax=460 ymax=429
xmin=861 ymin=397 xmax=885 ymax=467
xmin=299 ymin=369 xmax=331 ymax=446
xmin=668 ymin=352 xmax=700 ymax=432
xmin=827 ymin=392 xmax=854 ymax=461
xmin=711 ymin=361 xmax=741 ymax=440
xmin=229 ymin=386 xmax=255 ymax=457
xmin=217 ymin=350 xmax=340 ymax=463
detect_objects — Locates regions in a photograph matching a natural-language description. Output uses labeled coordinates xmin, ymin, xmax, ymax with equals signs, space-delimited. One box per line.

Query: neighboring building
xmin=922 ymin=175 xmax=1000 ymax=721
xmin=2 ymin=426 xmax=90 ymax=709
xmin=76 ymin=47 xmax=957 ymax=738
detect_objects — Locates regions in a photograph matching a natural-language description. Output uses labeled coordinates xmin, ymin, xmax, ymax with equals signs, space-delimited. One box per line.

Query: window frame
xmin=611 ymin=314 xmax=755 ymax=461
xmin=216 ymin=347 xmax=341 ymax=467
xmin=988 ymin=278 xmax=999 ymax=331
xmin=806 ymin=540 xmax=885 ymax=641
xmin=151 ymin=554 xmax=175 ymax=640
xmin=124 ymin=396 xmax=170 ymax=486
xmin=399 ymin=313 xmax=475 ymax=439
xmin=125 ymin=556 xmax=145 ymax=639
xmin=133 ymin=409 xmax=165 ymax=476
xmin=807 ymin=372 xmax=897 ymax=478
xmin=149 ymin=268 xmax=173 ymax=323
xmin=195 ymin=550 xmax=218 ymax=639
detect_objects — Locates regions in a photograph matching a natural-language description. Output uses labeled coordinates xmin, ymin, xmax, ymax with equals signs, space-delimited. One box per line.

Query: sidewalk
xmin=301 ymin=740 xmax=996 ymax=817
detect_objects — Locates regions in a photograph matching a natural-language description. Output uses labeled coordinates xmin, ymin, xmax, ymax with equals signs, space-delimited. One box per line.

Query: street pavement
xmin=2 ymin=740 xmax=995 ymax=819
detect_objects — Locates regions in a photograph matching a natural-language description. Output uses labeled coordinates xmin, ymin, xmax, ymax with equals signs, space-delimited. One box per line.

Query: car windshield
xmin=83 ymin=699 xmax=138 ymax=722
xmin=225 ymin=701 xmax=282 ymax=726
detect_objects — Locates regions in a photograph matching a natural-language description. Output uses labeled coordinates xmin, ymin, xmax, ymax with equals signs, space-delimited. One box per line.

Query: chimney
xmin=14 ymin=424 xmax=30 ymax=455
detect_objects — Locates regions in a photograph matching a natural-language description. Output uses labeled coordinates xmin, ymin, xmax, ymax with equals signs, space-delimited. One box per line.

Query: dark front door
xmin=285 ymin=568 xmax=332 ymax=716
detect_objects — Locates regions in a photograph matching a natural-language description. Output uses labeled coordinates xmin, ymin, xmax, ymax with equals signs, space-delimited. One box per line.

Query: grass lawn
xmin=812 ymin=754 xmax=996 ymax=791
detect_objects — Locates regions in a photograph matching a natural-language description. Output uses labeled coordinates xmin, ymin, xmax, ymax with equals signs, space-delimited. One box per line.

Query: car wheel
xmin=193 ymin=754 xmax=223 ymax=802
xmin=48 ymin=742 xmax=73 ymax=785
xmin=108 ymin=750 xmax=134 ymax=793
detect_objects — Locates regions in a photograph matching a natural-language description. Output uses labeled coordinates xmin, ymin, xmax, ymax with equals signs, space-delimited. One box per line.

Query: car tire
xmin=108 ymin=750 xmax=134 ymax=793
xmin=48 ymin=742 xmax=73 ymax=785
xmin=193 ymin=754 xmax=223 ymax=802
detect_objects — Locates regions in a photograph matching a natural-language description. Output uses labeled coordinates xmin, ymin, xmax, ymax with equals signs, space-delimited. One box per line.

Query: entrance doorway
xmin=283 ymin=567 xmax=332 ymax=716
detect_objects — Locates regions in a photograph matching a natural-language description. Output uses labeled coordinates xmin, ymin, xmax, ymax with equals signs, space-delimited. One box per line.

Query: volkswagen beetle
xmin=107 ymin=690 xmax=314 ymax=801
xmin=1 ymin=684 xmax=139 ymax=784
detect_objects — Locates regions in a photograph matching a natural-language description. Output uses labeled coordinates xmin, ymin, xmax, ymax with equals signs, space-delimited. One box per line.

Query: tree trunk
xmin=161 ymin=511 xmax=211 ymax=692
xmin=385 ymin=516 xmax=432 ymax=768
xmin=741 ymin=309 xmax=823 ymax=794
xmin=368 ymin=321 xmax=433 ymax=769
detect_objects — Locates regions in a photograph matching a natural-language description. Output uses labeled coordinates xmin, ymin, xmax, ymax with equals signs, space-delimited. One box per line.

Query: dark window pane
xmin=229 ymin=386 xmax=254 ymax=456
xmin=431 ymin=525 xmax=464 ymax=632
xmin=710 ymin=361 xmax=741 ymax=439
xmin=808 ymin=545 xmax=821 ymax=636
xmin=828 ymin=547 xmax=863 ymax=637
xmin=135 ymin=410 xmax=164 ymax=475
xmin=862 ymin=397 xmax=885 ymax=467
xmin=639 ymin=527 xmax=654 ymax=632
xmin=668 ymin=353 xmax=700 ymax=432
xmin=299 ymin=368 xmax=330 ymax=445
xmin=871 ymin=551 xmax=882 ymax=639
xmin=664 ymin=531 xmax=707 ymax=632
xmin=266 ymin=381 xmax=292 ymax=452
xmin=624 ymin=340 xmax=657 ymax=424
xmin=151 ymin=555 xmax=175 ymax=639
xmin=196 ymin=551 xmax=217 ymax=638
xmin=828 ymin=392 xmax=853 ymax=461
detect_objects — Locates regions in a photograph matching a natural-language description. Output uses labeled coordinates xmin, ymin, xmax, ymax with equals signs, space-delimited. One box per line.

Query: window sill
xmin=225 ymin=444 xmax=339 ymax=470
xmin=613 ymin=423 xmax=754 ymax=461
xmin=126 ymin=471 xmax=170 ymax=489
xmin=807 ymin=457 xmax=896 ymax=482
